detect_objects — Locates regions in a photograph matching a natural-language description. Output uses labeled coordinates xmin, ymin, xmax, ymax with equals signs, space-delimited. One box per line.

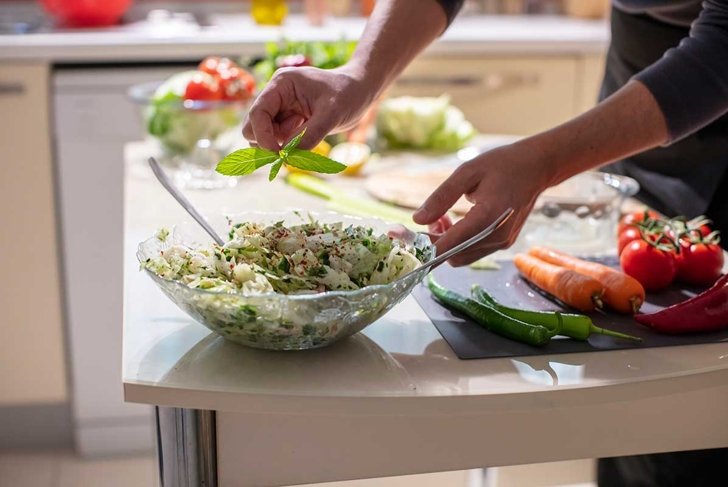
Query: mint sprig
xmin=215 ymin=129 xmax=346 ymax=181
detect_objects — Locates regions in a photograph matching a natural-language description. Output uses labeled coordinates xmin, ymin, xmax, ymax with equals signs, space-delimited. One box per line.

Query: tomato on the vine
xmin=620 ymin=239 xmax=677 ymax=291
xmin=618 ymin=226 xmax=643 ymax=255
xmin=676 ymin=241 xmax=724 ymax=286
xmin=183 ymin=73 xmax=221 ymax=101
xmin=618 ymin=210 xmax=661 ymax=235
xmin=698 ymin=224 xmax=713 ymax=238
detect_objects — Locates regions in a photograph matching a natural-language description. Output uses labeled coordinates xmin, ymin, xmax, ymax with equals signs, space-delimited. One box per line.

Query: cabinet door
xmin=0 ymin=63 xmax=67 ymax=404
xmin=388 ymin=55 xmax=579 ymax=135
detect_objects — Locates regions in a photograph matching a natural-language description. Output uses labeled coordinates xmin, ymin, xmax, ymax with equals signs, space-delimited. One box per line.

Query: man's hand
xmin=414 ymin=81 xmax=670 ymax=266
xmin=242 ymin=0 xmax=448 ymax=151
xmin=414 ymin=142 xmax=553 ymax=266
xmin=242 ymin=66 xmax=374 ymax=151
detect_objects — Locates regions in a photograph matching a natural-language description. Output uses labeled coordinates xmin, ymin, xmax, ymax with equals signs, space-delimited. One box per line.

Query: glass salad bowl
xmin=137 ymin=212 xmax=436 ymax=351
xmin=128 ymin=80 xmax=251 ymax=190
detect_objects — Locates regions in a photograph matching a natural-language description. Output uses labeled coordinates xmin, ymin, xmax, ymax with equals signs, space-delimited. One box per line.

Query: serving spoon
xmin=396 ymin=207 xmax=515 ymax=281
xmin=148 ymin=157 xmax=226 ymax=246
xmin=148 ymin=156 xmax=514 ymax=274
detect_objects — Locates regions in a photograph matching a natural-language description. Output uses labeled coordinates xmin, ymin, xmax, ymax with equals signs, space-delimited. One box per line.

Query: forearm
xmin=345 ymin=0 xmax=448 ymax=102
xmin=526 ymin=80 xmax=669 ymax=188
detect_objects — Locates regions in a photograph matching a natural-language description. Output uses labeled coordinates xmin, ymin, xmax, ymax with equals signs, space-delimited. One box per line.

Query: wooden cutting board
xmin=365 ymin=168 xmax=473 ymax=215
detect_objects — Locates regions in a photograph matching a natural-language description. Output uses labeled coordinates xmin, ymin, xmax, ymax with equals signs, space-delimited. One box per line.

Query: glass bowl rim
xmin=136 ymin=211 xmax=435 ymax=302
xmin=537 ymin=170 xmax=640 ymax=204
xmin=127 ymin=80 xmax=253 ymax=111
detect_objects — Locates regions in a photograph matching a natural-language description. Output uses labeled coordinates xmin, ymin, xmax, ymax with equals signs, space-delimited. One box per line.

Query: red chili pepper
xmin=634 ymin=274 xmax=728 ymax=334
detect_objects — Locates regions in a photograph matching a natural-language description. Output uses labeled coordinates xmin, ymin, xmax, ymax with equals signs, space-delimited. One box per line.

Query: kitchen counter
xmin=0 ymin=14 xmax=608 ymax=63
xmin=122 ymin=140 xmax=728 ymax=486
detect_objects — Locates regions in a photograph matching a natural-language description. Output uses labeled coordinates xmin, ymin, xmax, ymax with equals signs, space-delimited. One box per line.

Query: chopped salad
xmin=143 ymin=219 xmax=425 ymax=296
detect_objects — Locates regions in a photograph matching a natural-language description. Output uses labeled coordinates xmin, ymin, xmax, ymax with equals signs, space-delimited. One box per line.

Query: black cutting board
xmin=413 ymin=258 xmax=728 ymax=360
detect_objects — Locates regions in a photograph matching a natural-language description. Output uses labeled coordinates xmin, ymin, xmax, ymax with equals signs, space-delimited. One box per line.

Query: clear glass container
xmin=137 ymin=212 xmax=436 ymax=351
xmin=509 ymin=171 xmax=640 ymax=256
xmin=128 ymin=81 xmax=251 ymax=190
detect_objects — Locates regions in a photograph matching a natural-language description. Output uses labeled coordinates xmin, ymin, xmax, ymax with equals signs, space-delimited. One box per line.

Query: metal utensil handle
xmin=147 ymin=158 xmax=226 ymax=246
xmin=416 ymin=207 xmax=515 ymax=275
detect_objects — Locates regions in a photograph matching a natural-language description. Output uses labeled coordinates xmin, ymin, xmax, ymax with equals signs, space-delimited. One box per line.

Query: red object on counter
xmin=635 ymin=273 xmax=728 ymax=334
xmin=676 ymin=240 xmax=724 ymax=286
xmin=183 ymin=73 xmax=222 ymax=101
xmin=619 ymin=239 xmax=677 ymax=291
xmin=40 ymin=0 xmax=133 ymax=28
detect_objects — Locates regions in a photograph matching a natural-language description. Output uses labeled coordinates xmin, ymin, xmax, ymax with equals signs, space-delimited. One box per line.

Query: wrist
xmin=517 ymin=135 xmax=562 ymax=191
xmin=336 ymin=61 xmax=383 ymax=107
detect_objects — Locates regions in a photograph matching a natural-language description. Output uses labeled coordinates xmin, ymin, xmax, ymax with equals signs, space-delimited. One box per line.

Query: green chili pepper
xmin=426 ymin=275 xmax=555 ymax=346
xmin=471 ymin=285 xmax=642 ymax=343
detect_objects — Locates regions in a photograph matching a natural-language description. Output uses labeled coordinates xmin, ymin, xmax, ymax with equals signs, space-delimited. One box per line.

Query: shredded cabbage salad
xmin=143 ymin=219 xmax=425 ymax=295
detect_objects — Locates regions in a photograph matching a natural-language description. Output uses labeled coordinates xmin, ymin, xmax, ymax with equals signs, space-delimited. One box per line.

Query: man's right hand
xmin=242 ymin=65 xmax=374 ymax=151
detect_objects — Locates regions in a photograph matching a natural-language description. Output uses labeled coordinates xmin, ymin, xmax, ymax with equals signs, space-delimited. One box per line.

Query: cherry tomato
xmin=183 ymin=73 xmax=222 ymax=101
xmin=698 ymin=224 xmax=713 ymax=237
xmin=218 ymin=67 xmax=256 ymax=101
xmin=618 ymin=226 xmax=642 ymax=255
xmin=620 ymin=239 xmax=677 ymax=291
xmin=618 ymin=210 xmax=662 ymax=235
xmin=676 ymin=241 xmax=724 ymax=286
xmin=198 ymin=56 xmax=235 ymax=77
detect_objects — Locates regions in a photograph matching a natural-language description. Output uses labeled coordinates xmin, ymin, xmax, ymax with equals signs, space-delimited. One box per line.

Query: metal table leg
xmin=156 ymin=407 xmax=217 ymax=487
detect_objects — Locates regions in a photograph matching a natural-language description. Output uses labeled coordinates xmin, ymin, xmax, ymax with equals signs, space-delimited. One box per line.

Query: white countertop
xmin=122 ymin=140 xmax=728 ymax=415
xmin=1 ymin=14 xmax=609 ymax=63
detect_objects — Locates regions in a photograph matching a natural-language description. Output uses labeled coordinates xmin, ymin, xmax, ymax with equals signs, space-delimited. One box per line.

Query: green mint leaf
xmin=215 ymin=148 xmax=279 ymax=176
xmin=268 ymin=158 xmax=284 ymax=181
xmin=282 ymin=128 xmax=307 ymax=153
xmin=285 ymin=149 xmax=347 ymax=174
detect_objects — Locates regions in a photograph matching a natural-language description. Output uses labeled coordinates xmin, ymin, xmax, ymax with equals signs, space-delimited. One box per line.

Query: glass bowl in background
xmin=137 ymin=212 xmax=436 ymax=351
xmin=128 ymin=81 xmax=251 ymax=190
xmin=510 ymin=171 xmax=640 ymax=256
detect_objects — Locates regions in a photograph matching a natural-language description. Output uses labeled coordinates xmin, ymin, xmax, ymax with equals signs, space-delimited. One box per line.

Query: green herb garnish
xmin=215 ymin=129 xmax=346 ymax=181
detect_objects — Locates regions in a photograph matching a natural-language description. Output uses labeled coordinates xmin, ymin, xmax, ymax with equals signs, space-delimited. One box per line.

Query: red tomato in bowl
xmin=676 ymin=241 xmax=724 ymax=286
xmin=41 ymin=0 xmax=132 ymax=27
xmin=198 ymin=57 xmax=235 ymax=77
xmin=218 ymin=67 xmax=256 ymax=101
xmin=183 ymin=73 xmax=222 ymax=101
xmin=620 ymin=239 xmax=677 ymax=291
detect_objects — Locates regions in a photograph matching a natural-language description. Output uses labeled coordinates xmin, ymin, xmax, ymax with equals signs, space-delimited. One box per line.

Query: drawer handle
xmin=397 ymin=72 xmax=539 ymax=92
xmin=0 ymin=82 xmax=25 ymax=96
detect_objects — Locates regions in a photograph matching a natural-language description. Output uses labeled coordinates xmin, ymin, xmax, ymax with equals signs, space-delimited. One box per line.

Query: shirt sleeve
xmin=434 ymin=0 xmax=465 ymax=27
xmin=634 ymin=0 xmax=728 ymax=143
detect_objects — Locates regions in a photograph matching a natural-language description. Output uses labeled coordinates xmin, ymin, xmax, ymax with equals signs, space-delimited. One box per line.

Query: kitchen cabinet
xmin=389 ymin=54 xmax=605 ymax=135
xmin=0 ymin=63 xmax=68 ymax=405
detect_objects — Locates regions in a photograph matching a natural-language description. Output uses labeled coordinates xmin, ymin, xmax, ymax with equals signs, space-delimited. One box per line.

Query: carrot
xmin=528 ymin=246 xmax=645 ymax=314
xmin=513 ymin=253 xmax=604 ymax=312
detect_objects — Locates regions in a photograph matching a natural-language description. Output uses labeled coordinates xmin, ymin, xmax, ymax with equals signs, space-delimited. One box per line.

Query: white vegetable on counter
xmin=377 ymin=95 xmax=475 ymax=151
